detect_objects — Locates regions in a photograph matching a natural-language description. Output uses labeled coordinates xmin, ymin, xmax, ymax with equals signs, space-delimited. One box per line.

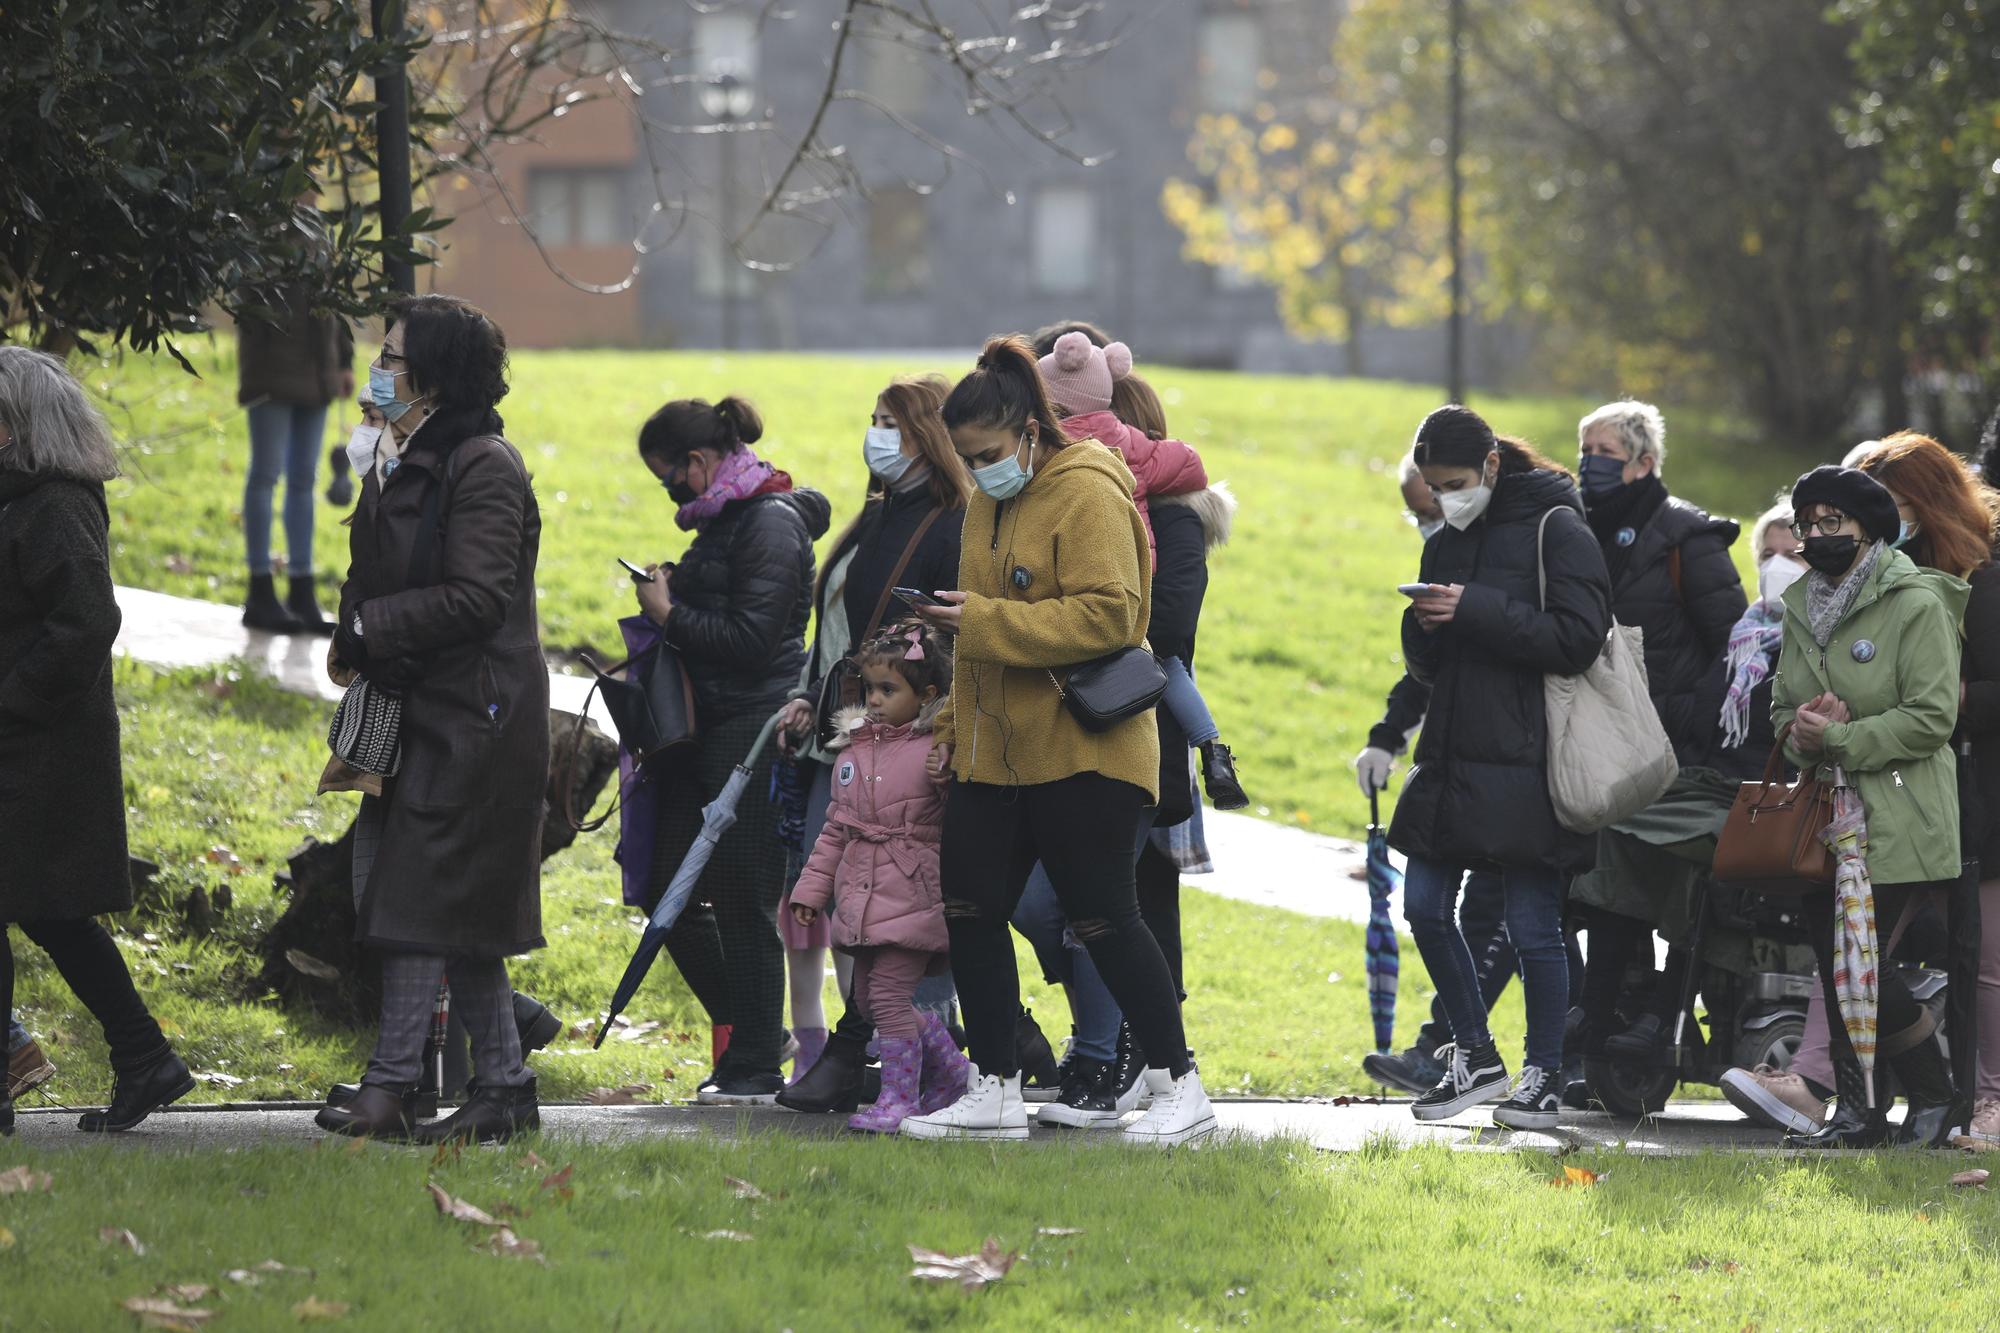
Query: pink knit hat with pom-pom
xmin=1039 ymin=331 xmax=1132 ymax=418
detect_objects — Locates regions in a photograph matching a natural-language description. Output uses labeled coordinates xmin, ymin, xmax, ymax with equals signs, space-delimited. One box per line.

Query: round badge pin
xmin=1851 ymin=639 xmax=1876 ymax=663
xmin=837 ymin=760 xmax=856 ymax=786
xmin=1615 ymin=527 xmax=1636 ymax=547
xmin=1012 ymin=566 xmax=1032 ymax=590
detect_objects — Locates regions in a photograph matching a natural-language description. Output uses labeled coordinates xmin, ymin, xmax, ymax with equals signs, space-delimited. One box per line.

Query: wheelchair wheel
xmin=1732 ymin=1016 xmax=1805 ymax=1075
xmin=1582 ymin=1056 xmax=1675 ymax=1117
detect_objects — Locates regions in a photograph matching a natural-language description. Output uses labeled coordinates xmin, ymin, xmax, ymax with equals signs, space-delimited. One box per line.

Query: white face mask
xmin=1759 ymin=553 xmax=1807 ymax=605
xmin=1437 ymin=456 xmax=1498 ymax=531
xmin=345 ymin=423 xmax=384 ymax=479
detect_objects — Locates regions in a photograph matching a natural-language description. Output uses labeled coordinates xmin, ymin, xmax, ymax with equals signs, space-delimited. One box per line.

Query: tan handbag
xmin=1710 ymin=727 xmax=1837 ymax=894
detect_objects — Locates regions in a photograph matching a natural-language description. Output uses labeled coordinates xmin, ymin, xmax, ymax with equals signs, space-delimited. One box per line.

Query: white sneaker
xmin=899 ymin=1066 xmax=1030 ymax=1140
xmin=1122 ymin=1067 xmax=1217 ymax=1147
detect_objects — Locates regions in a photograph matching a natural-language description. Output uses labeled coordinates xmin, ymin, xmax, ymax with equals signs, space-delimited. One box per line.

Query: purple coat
xmin=790 ymin=707 xmax=947 ymax=954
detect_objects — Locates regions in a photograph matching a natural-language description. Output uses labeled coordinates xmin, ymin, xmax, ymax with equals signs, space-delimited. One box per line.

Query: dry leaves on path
xmin=100 ymin=1227 xmax=147 ymax=1255
xmin=120 ymin=1296 xmax=217 ymax=1328
xmin=584 ymin=1083 xmax=654 ymax=1105
xmin=292 ymin=1297 xmax=351 ymax=1320
xmin=0 ymin=1165 xmax=52 ymax=1194
xmin=427 ymin=1184 xmax=501 ymax=1227
xmin=908 ymin=1238 xmax=1020 ymax=1291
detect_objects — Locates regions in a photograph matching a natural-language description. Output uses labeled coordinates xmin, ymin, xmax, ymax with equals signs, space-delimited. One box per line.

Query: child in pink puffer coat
xmin=1038 ymin=332 xmax=1250 ymax=812
xmin=790 ymin=620 xmax=967 ymax=1133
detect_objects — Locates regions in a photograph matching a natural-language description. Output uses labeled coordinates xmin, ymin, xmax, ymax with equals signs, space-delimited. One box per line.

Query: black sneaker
xmin=1040 ymin=1031 xmax=1145 ymax=1129
xmin=1410 ymin=1042 xmax=1508 ymax=1122
xmin=1017 ymin=1008 xmax=1064 ymax=1100
xmin=1492 ymin=1065 xmax=1562 ymax=1130
xmin=1200 ymin=741 xmax=1250 ymax=811
xmin=1363 ymin=1041 xmax=1448 ymax=1095
xmin=696 ymin=1068 xmax=784 ymax=1106
xmin=1602 ymin=1012 xmax=1668 ymax=1060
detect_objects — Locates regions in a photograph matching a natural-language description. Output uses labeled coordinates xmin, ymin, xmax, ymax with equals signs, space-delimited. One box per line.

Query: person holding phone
xmin=771 ymin=376 xmax=972 ymax=1113
xmin=1389 ymin=405 xmax=1611 ymax=1132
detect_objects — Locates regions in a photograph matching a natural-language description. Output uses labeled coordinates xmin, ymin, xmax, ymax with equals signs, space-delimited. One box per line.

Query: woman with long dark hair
xmin=1390 ymin=405 xmax=1612 ymax=1131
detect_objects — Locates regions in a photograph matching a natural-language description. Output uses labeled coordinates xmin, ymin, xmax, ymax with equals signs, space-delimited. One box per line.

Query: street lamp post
xmin=699 ymin=68 xmax=755 ymax=351
xmin=1446 ymin=0 xmax=1465 ymax=403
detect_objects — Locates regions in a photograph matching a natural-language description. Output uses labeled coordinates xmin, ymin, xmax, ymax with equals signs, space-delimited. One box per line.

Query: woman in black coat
xmin=314 ymin=296 xmax=549 ymax=1145
xmin=1390 ymin=405 xmax=1612 ymax=1132
xmin=0 ymin=347 xmax=193 ymax=1135
xmin=632 ymin=395 xmax=831 ymax=1104
xmin=774 ymin=375 xmax=968 ymax=1113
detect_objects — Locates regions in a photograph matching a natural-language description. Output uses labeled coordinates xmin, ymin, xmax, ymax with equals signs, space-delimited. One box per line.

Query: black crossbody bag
xmin=1046 ymin=647 xmax=1167 ymax=733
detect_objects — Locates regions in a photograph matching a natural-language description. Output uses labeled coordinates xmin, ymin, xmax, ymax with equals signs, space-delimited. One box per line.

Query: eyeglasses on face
xmin=1789 ymin=513 xmax=1853 ymax=540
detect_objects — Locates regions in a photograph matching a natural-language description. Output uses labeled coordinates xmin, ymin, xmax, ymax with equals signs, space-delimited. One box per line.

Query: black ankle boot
xmin=285 ymin=574 xmax=333 ymax=635
xmin=775 ymin=1030 xmax=866 ymax=1113
xmin=1016 ymin=1006 xmax=1062 ymax=1092
xmin=1200 ymin=741 xmax=1250 ymax=811
xmin=1602 ymin=1012 xmax=1670 ymax=1060
xmin=315 ymin=1082 xmax=419 ymax=1140
xmin=243 ymin=574 xmax=305 ymax=633
xmin=78 ymin=1049 xmax=196 ymax=1133
xmin=512 ymin=991 xmax=563 ymax=1053
xmin=415 ymin=1076 xmax=539 ymax=1145
xmin=1786 ymin=1052 xmax=1892 ymax=1149
xmin=1892 ymin=1033 xmax=1956 ymax=1148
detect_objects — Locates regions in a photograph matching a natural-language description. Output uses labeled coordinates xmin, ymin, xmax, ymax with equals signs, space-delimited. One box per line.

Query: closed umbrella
xmin=1364 ymin=788 xmax=1402 ymax=1055
xmin=593 ymin=708 xmax=788 ymax=1049
xmin=1824 ymin=775 xmax=1880 ymax=1106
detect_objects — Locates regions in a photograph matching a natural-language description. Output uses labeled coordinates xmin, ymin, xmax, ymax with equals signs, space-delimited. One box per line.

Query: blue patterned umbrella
xmin=1365 ymin=788 xmax=1401 ymax=1054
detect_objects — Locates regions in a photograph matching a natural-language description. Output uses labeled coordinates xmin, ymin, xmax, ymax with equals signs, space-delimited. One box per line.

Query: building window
xmin=1032 ymin=186 xmax=1097 ymax=296
xmin=1198 ymin=12 xmax=1262 ymax=112
xmin=866 ymin=189 xmax=930 ymax=299
xmin=696 ymin=219 xmax=758 ymax=299
xmin=527 ymin=167 xmax=628 ymax=247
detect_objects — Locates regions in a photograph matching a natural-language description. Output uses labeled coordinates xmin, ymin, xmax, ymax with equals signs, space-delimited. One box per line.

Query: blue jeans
xmin=1413 ymin=870 xmax=1515 ymax=1053
xmin=1160 ymin=655 xmax=1218 ymax=747
xmin=1403 ymin=857 xmax=1568 ymax=1071
xmin=245 ymin=401 xmax=327 ymax=575
xmin=7 ymin=1012 xmax=28 ymax=1054
xmin=1009 ymin=811 xmax=1159 ymax=1063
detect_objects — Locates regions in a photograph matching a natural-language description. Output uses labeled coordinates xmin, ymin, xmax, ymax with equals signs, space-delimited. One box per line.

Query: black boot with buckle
xmin=78 ymin=1048 xmax=196 ymax=1134
xmin=414 ymin=1076 xmax=540 ymax=1145
xmin=1785 ymin=1051 xmax=1892 ymax=1149
xmin=1199 ymin=741 xmax=1250 ymax=811
xmin=315 ymin=1082 xmax=420 ymax=1140
xmin=776 ymin=1028 xmax=869 ymax=1113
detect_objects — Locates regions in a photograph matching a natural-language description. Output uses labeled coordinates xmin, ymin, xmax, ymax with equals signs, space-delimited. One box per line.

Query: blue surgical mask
xmin=1891 ymin=518 xmax=1919 ymax=550
xmin=863 ymin=426 xmax=912 ymax=484
xmin=368 ymin=364 xmax=424 ymax=424
xmin=1416 ymin=516 xmax=1445 ymax=542
xmin=971 ymin=433 xmax=1034 ymax=501
xmin=1578 ymin=453 xmax=1627 ymax=502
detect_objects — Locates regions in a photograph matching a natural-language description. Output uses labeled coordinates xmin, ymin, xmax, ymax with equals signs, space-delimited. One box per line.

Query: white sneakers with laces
xmin=899 ymin=1065 xmax=1029 ymax=1141
xmin=1121 ymin=1067 xmax=1217 ymax=1147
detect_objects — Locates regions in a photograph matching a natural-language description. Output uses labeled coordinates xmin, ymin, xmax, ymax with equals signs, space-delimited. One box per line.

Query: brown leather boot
xmin=413 ymin=1077 xmax=539 ymax=1146
xmin=314 ymin=1082 xmax=417 ymax=1140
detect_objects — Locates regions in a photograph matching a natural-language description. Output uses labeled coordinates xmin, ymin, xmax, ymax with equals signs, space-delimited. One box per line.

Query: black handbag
xmin=811 ymin=508 xmax=942 ymax=748
xmin=585 ymin=641 xmax=698 ymax=765
xmin=326 ymin=677 xmax=403 ymax=775
xmin=1047 ymin=647 xmax=1168 ymax=733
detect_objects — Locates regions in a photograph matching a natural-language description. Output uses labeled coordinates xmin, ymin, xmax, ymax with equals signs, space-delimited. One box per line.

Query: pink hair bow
xmin=902 ymin=626 xmax=926 ymax=662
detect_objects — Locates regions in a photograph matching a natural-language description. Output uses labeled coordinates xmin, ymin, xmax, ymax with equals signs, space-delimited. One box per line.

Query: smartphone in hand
xmin=1397 ymin=583 xmax=1433 ymax=597
xmin=618 ymin=557 xmax=653 ymax=585
xmin=893 ymin=586 xmax=944 ymax=609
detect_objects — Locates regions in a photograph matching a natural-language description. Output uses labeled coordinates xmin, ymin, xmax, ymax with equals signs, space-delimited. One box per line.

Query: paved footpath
xmin=111 ymin=585 xmax=1394 ymax=927
xmin=11 ymin=1098 xmax=1778 ymax=1156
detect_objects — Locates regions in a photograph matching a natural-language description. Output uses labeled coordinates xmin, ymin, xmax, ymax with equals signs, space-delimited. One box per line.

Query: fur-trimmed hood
xmin=824 ymin=697 xmax=942 ymax=749
xmin=1151 ymin=480 xmax=1235 ymax=552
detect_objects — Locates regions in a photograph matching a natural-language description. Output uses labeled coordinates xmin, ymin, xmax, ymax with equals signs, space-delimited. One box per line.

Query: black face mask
xmin=1801 ymin=535 xmax=1860 ymax=577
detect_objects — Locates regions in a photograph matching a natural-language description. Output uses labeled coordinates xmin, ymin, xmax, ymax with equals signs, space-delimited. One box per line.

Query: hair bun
xmin=1052 ymin=331 xmax=1094 ymax=374
xmin=714 ymin=395 xmax=764 ymax=446
xmin=1103 ymin=341 xmax=1133 ymax=381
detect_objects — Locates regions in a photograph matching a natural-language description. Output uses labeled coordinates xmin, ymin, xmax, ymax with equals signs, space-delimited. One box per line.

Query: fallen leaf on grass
xmin=701 ymin=1230 xmax=754 ymax=1242
xmin=0 ymin=1165 xmax=52 ymax=1194
xmin=101 ymin=1227 xmax=147 ymax=1255
xmin=120 ymin=1296 xmax=217 ymax=1327
xmin=192 ymin=1071 xmax=244 ymax=1088
xmin=225 ymin=1271 xmax=261 ymax=1286
xmin=284 ymin=949 xmax=341 ymax=982
xmin=584 ymin=1084 xmax=653 ymax=1105
xmin=613 ymin=1020 xmax=661 ymax=1042
xmin=724 ymin=1175 xmax=767 ymax=1201
xmin=908 ymin=1238 xmax=1019 ymax=1291
xmin=428 ymin=1184 xmax=500 ymax=1227
xmin=1036 ymin=1227 xmax=1085 ymax=1237
xmin=292 ymin=1297 xmax=350 ymax=1321
xmin=256 ymin=1260 xmax=307 ymax=1275
xmin=0 ymin=1227 xmax=14 ymax=1250
xmin=476 ymin=1228 xmax=546 ymax=1263
xmin=159 ymin=1286 xmax=211 ymax=1304
xmin=1952 ymin=1169 xmax=1990 ymax=1189
xmin=539 ymin=1165 xmax=574 ymax=1193
xmin=522 ymin=1151 xmax=549 ymax=1170
xmin=1550 ymin=1165 xmax=1603 ymax=1188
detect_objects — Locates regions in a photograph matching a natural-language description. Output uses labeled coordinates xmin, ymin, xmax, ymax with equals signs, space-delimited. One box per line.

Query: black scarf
xmin=1584 ymin=473 xmax=1667 ymax=583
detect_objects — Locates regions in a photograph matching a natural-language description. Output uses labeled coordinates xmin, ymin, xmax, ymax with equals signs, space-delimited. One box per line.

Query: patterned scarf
xmin=1719 ymin=599 xmax=1786 ymax=749
xmin=675 ymin=447 xmax=785 ymax=531
xmin=1804 ymin=541 xmax=1884 ymax=647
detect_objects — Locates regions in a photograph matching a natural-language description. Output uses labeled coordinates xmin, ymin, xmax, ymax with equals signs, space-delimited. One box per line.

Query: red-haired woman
xmin=1853 ymin=433 xmax=2000 ymax=1145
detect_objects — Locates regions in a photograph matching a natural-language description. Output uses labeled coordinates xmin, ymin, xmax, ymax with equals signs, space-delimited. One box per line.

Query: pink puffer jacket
xmin=790 ymin=706 xmax=948 ymax=954
xmin=1060 ymin=410 xmax=1208 ymax=570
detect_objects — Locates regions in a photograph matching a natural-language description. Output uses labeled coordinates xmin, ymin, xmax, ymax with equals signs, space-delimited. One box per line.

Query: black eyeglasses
xmin=1789 ymin=514 xmax=1852 ymax=539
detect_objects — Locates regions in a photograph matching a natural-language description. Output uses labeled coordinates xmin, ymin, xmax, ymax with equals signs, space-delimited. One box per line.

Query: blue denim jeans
xmin=1160 ymin=655 xmax=1218 ymax=747
xmin=244 ymin=400 xmax=327 ymax=575
xmin=1009 ymin=811 xmax=1159 ymax=1063
xmin=1413 ymin=870 xmax=1515 ymax=1054
xmin=7 ymin=1012 xmax=28 ymax=1054
xmin=1403 ymin=857 xmax=1568 ymax=1071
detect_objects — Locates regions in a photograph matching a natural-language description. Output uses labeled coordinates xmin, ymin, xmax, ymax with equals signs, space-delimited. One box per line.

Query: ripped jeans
xmin=940 ymin=774 xmax=1190 ymax=1080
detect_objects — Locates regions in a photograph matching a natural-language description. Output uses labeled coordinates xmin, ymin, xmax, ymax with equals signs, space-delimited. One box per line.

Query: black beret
xmin=1790 ymin=465 xmax=1900 ymax=546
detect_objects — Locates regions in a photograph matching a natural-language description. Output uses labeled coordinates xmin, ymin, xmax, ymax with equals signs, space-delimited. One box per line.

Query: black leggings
xmin=1134 ymin=839 xmax=1184 ymax=999
xmin=1 ymin=919 xmax=168 ymax=1074
xmin=941 ymin=774 xmax=1191 ymax=1080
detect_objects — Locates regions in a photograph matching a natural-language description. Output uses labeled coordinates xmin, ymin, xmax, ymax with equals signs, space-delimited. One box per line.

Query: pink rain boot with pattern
xmin=917 ymin=1012 xmax=971 ymax=1115
xmin=789 ymin=1028 xmax=828 ymax=1088
xmin=847 ymin=1037 xmax=922 ymax=1134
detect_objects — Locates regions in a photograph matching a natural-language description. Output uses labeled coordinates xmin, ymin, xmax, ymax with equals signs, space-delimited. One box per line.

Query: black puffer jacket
xmin=1388 ymin=467 xmax=1613 ymax=873
xmin=1603 ymin=492 xmax=1747 ymax=766
xmin=665 ymin=488 xmax=833 ymax=723
xmin=1956 ymin=560 xmax=2000 ymax=870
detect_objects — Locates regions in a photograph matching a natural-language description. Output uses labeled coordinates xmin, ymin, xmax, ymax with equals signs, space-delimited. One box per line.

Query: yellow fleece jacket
xmin=934 ymin=440 xmax=1160 ymax=801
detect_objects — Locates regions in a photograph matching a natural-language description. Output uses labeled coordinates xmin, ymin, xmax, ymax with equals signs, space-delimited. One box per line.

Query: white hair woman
xmin=0 ymin=347 xmax=194 ymax=1136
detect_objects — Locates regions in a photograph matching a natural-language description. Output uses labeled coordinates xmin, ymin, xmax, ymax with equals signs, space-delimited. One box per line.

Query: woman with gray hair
xmin=0 ymin=347 xmax=194 ymax=1136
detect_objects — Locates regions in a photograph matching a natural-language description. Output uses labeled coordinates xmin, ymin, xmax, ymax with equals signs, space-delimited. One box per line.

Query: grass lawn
xmin=3 ymin=1134 xmax=1998 ymax=1329
xmin=10 ymin=660 xmax=1522 ymax=1106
